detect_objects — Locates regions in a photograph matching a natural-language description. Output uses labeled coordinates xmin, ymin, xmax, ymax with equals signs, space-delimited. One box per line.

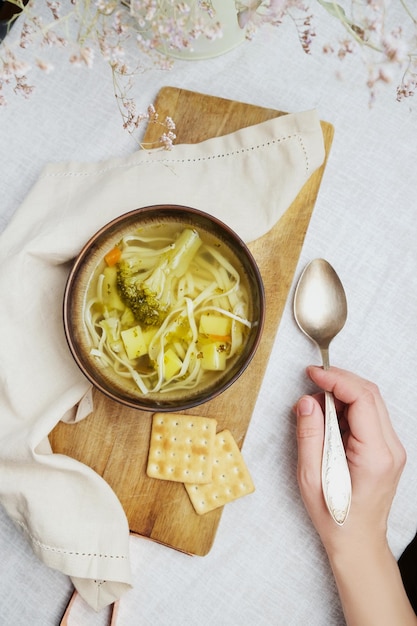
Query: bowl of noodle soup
xmin=63 ymin=205 xmax=265 ymax=412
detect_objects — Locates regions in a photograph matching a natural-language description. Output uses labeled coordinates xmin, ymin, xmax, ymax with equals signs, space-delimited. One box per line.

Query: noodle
xmin=84 ymin=224 xmax=252 ymax=396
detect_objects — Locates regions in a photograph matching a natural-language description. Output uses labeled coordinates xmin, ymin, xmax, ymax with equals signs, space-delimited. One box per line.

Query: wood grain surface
xmin=49 ymin=87 xmax=334 ymax=556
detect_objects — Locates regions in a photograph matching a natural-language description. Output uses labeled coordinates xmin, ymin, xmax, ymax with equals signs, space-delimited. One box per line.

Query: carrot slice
xmin=104 ymin=246 xmax=122 ymax=266
xmin=208 ymin=334 xmax=232 ymax=343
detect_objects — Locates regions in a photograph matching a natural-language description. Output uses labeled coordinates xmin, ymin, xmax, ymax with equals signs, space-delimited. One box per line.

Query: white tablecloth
xmin=1 ymin=3 xmax=417 ymax=625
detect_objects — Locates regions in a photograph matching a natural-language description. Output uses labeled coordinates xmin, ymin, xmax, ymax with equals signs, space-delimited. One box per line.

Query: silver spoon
xmin=293 ymin=258 xmax=351 ymax=525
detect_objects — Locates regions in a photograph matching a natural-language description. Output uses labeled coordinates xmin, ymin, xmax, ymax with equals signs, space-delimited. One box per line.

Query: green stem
xmin=399 ymin=0 xmax=417 ymax=25
xmin=316 ymin=0 xmax=417 ymax=59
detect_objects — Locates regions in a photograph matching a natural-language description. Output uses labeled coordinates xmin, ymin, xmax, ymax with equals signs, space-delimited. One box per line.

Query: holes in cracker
xmin=184 ymin=429 xmax=255 ymax=515
xmin=147 ymin=418 xmax=255 ymax=514
xmin=147 ymin=413 xmax=216 ymax=484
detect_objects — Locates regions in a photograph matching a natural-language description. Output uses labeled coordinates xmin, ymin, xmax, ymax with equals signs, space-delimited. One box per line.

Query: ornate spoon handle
xmin=322 ymin=390 xmax=352 ymax=525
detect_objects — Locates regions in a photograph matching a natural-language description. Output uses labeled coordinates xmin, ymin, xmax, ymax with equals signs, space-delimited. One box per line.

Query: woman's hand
xmin=295 ymin=366 xmax=416 ymax=625
xmin=295 ymin=366 xmax=406 ymax=552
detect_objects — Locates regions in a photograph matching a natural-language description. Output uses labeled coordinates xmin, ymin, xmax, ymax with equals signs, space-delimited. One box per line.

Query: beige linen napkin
xmin=0 ymin=109 xmax=325 ymax=611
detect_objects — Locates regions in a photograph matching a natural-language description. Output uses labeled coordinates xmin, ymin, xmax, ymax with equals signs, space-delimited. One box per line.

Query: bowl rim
xmin=63 ymin=204 xmax=265 ymax=412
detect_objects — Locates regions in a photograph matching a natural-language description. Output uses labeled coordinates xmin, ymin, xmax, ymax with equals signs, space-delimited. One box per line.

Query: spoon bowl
xmin=294 ymin=258 xmax=351 ymax=525
xmin=294 ymin=258 xmax=348 ymax=353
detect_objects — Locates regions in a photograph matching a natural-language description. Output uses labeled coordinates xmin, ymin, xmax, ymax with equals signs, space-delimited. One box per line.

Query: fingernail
xmin=297 ymin=396 xmax=314 ymax=416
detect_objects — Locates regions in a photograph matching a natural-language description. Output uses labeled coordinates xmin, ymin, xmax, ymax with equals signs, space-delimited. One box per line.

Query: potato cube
xmin=200 ymin=342 xmax=227 ymax=371
xmin=163 ymin=348 xmax=183 ymax=380
xmin=121 ymin=325 xmax=148 ymax=360
xmin=199 ymin=313 xmax=231 ymax=337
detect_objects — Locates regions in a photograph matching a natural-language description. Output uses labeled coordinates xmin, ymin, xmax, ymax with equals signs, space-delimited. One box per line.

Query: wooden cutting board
xmin=49 ymin=87 xmax=334 ymax=556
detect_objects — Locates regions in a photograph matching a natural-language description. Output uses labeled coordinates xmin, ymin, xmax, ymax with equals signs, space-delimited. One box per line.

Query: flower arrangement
xmin=243 ymin=0 xmax=417 ymax=103
xmin=1 ymin=0 xmax=416 ymax=144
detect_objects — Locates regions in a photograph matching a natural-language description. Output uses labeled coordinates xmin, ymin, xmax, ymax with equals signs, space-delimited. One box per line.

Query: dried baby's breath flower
xmin=19 ymin=21 xmax=36 ymax=49
xmin=69 ymin=46 xmax=95 ymax=67
xmin=96 ymin=0 xmax=119 ymax=15
xmin=36 ymin=58 xmax=54 ymax=72
xmin=165 ymin=116 xmax=175 ymax=130
xmin=130 ymin=0 xmax=223 ymax=53
xmin=397 ymin=77 xmax=417 ymax=101
xmin=236 ymin=1 xmax=315 ymax=52
xmin=109 ymin=58 xmax=177 ymax=148
xmin=238 ymin=0 xmax=417 ymax=102
xmin=337 ymin=38 xmax=355 ymax=59
xmin=159 ymin=130 xmax=177 ymax=149
xmin=314 ymin=0 xmax=417 ymax=103
xmin=1 ymin=0 xmax=415 ymax=132
xmin=46 ymin=1 xmax=61 ymax=21
xmin=1 ymin=47 xmax=31 ymax=80
xmin=14 ymin=74 xmax=35 ymax=98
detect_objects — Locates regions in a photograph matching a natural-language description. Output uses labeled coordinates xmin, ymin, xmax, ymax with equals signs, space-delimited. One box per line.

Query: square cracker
xmin=147 ymin=413 xmax=217 ymax=484
xmin=185 ymin=429 xmax=255 ymax=515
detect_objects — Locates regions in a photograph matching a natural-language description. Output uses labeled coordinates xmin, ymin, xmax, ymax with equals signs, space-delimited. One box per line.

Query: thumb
xmin=296 ymin=395 xmax=325 ymax=502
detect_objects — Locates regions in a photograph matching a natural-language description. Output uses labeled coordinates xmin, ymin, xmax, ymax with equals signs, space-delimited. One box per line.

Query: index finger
xmin=307 ymin=366 xmax=403 ymax=455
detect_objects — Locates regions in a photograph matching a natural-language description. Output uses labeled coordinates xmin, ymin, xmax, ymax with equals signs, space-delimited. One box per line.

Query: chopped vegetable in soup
xmin=84 ymin=225 xmax=252 ymax=395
